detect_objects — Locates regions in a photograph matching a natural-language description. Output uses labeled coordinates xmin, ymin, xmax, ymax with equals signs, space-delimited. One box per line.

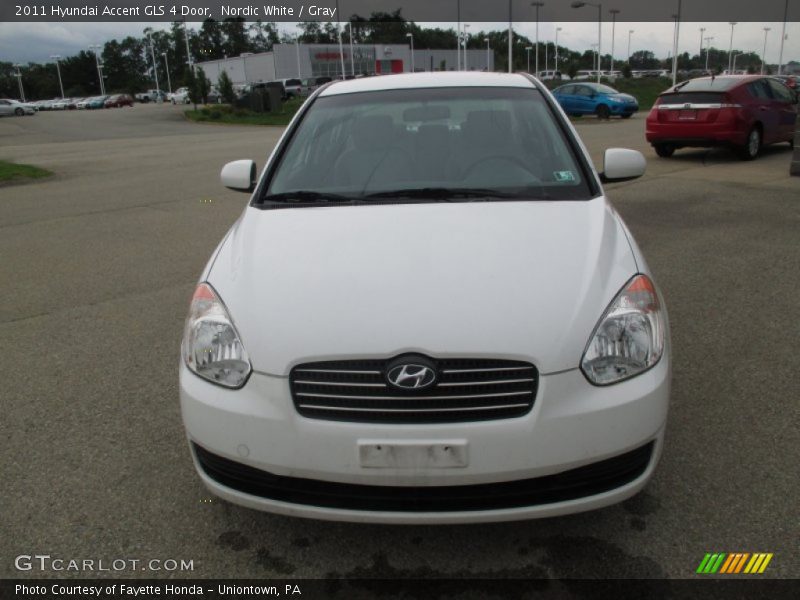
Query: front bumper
xmin=180 ymin=357 xmax=670 ymax=524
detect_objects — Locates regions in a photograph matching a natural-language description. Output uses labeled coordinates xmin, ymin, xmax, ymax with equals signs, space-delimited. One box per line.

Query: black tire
xmin=738 ymin=127 xmax=761 ymax=161
xmin=654 ymin=144 xmax=675 ymax=158
xmin=14 ymin=108 xmax=24 ymax=116
xmin=621 ymin=113 xmax=633 ymax=119
xmin=596 ymin=104 xmax=611 ymax=120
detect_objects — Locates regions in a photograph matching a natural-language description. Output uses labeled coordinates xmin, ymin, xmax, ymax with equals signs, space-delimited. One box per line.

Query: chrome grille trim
xmin=297 ymin=403 xmax=532 ymax=413
xmin=295 ymin=391 xmax=533 ymax=401
xmin=289 ymin=357 xmax=538 ymax=424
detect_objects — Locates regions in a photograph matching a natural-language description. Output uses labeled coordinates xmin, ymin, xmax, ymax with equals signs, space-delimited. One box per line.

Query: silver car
xmin=0 ymin=99 xmax=36 ymax=116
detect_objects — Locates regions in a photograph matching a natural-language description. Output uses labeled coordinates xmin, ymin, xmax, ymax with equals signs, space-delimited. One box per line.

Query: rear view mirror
xmin=601 ymin=148 xmax=646 ymax=183
xmin=220 ymin=160 xmax=257 ymax=193
xmin=403 ymin=105 xmax=451 ymax=122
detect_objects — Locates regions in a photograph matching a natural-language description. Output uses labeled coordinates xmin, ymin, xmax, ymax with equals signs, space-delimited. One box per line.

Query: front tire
xmin=739 ymin=127 xmax=761 ymax=161
xmin=15 ymin=108 xmax=24 ymax=116
xmin=596 ymin=104 xmax=611 ymax=120
xmin=621 ymin=113 xmax=633 ymax=119
xmin=654 ymin=144 xmax=675 ymax=158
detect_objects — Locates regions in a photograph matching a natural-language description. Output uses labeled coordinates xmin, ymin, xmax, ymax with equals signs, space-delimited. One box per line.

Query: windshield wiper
xmin=261 ymin=191 xmax=359 ymax=204
xmin=363 ymin=187 xmax=518 ymax=201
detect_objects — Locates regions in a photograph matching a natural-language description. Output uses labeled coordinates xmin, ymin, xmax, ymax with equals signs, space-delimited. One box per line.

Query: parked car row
xmin=33 ymin=95 xmax=135 ymax=110
xmin=168 ymin=87 xmax=223 ymax=105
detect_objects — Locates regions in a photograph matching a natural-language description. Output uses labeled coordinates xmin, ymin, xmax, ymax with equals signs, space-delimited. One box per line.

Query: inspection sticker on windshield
xmin=554 ymin=170 xmax=576 ymax=183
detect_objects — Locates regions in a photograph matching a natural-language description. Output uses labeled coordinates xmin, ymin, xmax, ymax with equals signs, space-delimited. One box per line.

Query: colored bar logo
xmin=696 ymin=553 xmax=773 ymax=574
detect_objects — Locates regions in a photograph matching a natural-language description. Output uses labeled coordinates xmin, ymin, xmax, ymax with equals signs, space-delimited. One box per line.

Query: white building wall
xmin=196 ymin=53 xmax=276 ymax=86
xmin=197 ymin=45 xmax=495 ymax=84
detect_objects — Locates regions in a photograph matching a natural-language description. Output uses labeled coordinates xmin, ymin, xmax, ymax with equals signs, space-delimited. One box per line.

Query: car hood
xmin=208 ymin=199 xmax=638 ymax=376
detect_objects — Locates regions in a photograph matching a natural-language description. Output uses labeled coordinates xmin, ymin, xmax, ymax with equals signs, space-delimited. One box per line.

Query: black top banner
xmin=2 ymin=0 xmax=797 ymax=23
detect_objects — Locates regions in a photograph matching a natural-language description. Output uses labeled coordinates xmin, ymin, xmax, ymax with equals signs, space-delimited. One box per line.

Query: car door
xmin=573 ymin=86 xmax=595 ymax=115
xmin=766 ymin=78 xmax=798 ymax=142
xmin=746 ymin=80 xmax=780 ymax=144
xmin=0 ymin=100 xmax=12 ymax=116
xmin=555 ymin=85 xmax=575 ymax=113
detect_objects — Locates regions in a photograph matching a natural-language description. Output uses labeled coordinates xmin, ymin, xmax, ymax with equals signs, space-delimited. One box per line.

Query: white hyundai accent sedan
xmin=180 ymin=72 xmax=670 ymax=524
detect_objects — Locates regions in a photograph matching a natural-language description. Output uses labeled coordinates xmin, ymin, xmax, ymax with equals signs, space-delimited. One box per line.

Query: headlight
xmin=182 ymin=283 xmax=251 ymax=388
xmin=581 ymin=274 xmax=665 ymax=385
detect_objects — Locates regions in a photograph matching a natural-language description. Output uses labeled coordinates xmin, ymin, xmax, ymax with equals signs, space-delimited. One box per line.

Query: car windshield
xmin=262 ymin=86 xmax=592 ymax=205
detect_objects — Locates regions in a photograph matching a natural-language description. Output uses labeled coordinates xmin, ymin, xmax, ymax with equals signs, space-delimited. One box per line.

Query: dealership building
xmin=195 ymin=43 xmax=494 ymax=85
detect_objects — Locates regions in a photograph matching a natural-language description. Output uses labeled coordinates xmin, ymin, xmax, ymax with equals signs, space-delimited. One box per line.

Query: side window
xmin=767 ymin=79 xmax=793 ymax=103
xmin=575 ymin=86 xmax=592 ymax=97
xmin=560 ymin=85 xmax=576 ymax=95
xmin=748 ymin=81 xmax=772 ymax=100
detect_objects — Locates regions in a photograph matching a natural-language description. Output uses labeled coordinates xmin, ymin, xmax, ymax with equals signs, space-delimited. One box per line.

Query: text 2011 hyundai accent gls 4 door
xmin=180 ymin=72 xmax=670 ymax=524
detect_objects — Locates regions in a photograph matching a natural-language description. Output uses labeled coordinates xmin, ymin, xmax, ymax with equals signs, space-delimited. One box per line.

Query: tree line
xmin=1 ymin=11 xmax=772 ymax=101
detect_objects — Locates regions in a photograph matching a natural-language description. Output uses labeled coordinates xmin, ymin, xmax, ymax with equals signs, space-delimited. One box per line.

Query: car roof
xmin=666 ymin=75 xmax=763 ymax=93
xmin=319 ymin=72 xmax=537 ymax=97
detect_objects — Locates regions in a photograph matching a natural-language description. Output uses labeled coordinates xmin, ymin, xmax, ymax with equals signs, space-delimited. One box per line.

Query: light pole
xmin=609 ymin=9 xmax=619 ymax=77
xmin=406 ymin=33 xmax=414 ymax=73
xmin=526 ymin=46 xmax=533 ymax=73
xmin=335 ymin=0 xmax=345 ymax=79
xmin=183 ymin=19 xmax=194 ymax=75
xmin=571 ymin=2 xmax=602 ymax=83
xmin=531 ymin=2 xmax=544 ymax=79
xmin=13 ymin=64 xmax=25 ymax=102
xmin=145 ymin=33 xmax=160 ymax=95
xmin=295 ymin=33 xmax=301 ymax=79
xmin=508 ymin=0 xmax=513 ymax=73
xmin=761 ymin=27 xmax=771 ymax=74
xmin=591 ymin=43 xmax=599 ymax=72
xmin=699 ymin=27 xmax=705 ymax=57
xmin=348 ymin=23 xmax=355 ymax=76
xmin=457 ymin=0 xmax=461 ymax=71
xmin=162 ymin=53 xmax=172 ymax=93
xmin=89 ymin=44 xmax=105 ymax=95
xmin=777 ymin=0 xmax=788 ymax=74
xmin=728 ymin=22 xmax=737 ymax=73
xmin=555 ymin=27 xmax=562 ymax=74
xmin=50 ymin=55 xmax=64 ymax=98
xmin=463 ymin=24 xmax=470 ymax=70
xmin=627 ymin=29 xmax=633 ymax=64
xmin=484 ymin=38 xmax=491 ymax=71
xmin=671 ymin=0 xmax=682 ymax=87
xmin=704 ymin=36 xmax=714 ymax=71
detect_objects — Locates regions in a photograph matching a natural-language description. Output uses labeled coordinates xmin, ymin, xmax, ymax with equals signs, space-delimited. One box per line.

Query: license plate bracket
xmin=678 ymin=109 xmax=698 ymax=120
xmin=358 ymin=441 xmax=468 ymax=469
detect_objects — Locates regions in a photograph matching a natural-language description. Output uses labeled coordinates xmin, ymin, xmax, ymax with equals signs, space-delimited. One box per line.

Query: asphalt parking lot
xmin=1 ymin=103 xmax=798 ymax=582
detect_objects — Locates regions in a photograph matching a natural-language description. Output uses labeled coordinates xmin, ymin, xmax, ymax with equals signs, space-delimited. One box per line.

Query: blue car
xmin=551 ymin=83 xmax=639 ymax=119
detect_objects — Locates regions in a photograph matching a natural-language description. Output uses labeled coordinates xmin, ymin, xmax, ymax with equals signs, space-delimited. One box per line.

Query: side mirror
xmin=600 ymin=148 xmax=646 ymax=183
xmin=220 ymin=160 xmax=257 ymax=193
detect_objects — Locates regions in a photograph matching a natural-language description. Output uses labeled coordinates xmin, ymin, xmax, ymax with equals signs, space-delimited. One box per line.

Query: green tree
xmin=186 ymin=67 xmax=200 ymax=109
xmin=217 ymin=70 xmax=235 ymax=103
xmin=196 ymin=66 xmax=210 ymax=103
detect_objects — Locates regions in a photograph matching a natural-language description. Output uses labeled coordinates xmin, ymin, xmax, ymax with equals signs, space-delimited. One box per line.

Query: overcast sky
xmin=1 ymin=21 xmax=797 ymax=66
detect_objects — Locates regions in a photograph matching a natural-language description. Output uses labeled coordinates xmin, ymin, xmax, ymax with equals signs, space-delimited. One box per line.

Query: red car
xmin=104 ymin=94 xmax=134 ymax=108
xmin=646 ymin=75 xmax=797 ymax=160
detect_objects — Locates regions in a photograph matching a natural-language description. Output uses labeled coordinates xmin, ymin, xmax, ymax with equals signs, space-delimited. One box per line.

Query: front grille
xmin=289 ymin=357 xmax=538 ymax=423
xmin=193 ymin=442 xmax=654 ymax=512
